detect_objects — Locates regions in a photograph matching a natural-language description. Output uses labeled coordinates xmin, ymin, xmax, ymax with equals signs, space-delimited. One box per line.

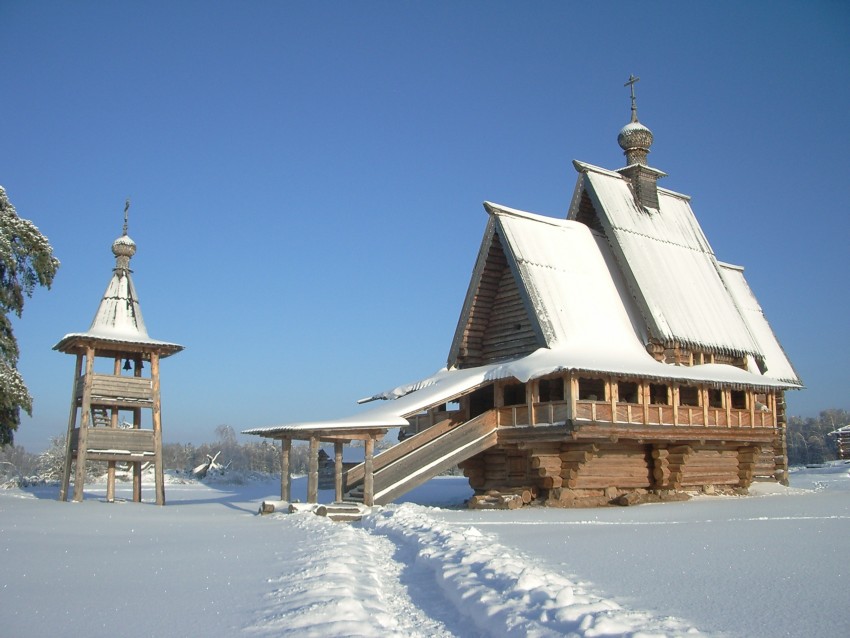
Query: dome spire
xmin=112 ymin=198 xmax=136 ymax=273
xmin=617 ymin=74 xmax=654 ymax=166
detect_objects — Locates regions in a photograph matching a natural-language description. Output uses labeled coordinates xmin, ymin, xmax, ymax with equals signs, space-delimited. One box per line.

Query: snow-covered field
xmin=2 ymin=465 xmax=848 ymax=637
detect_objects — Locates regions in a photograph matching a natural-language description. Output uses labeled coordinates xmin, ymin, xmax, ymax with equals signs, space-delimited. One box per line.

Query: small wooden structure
xmin=275 ymin=430 xmax=385 ymax=506
xmin=830 ymin=425 xmax=850 ymax=460
xmin=55 ymin=206 xmax=183 ymax=504
xmin=246 ymin=81 xmax=801 ymax=508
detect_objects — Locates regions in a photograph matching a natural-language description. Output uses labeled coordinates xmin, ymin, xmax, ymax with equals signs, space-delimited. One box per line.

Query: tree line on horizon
xmin=2 ymin=412 xmax=848 ymax=488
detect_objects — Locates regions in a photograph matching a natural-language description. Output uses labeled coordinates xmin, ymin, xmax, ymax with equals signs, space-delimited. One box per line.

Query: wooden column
xmin=363 ymin=436 xmax=375 ymax=506
xmin=132 ymin=406 xmax=142 ymax=502
xmin=132 ymin=360 xmax=142 ymax=502
xmin=672 ymin=385 xmax=679 ymax=426
xmin=279 ymin=438 xmax=291 ymax=502
xmin=151 ymin=352 xmax=165 ymax=505
xmin=106 ymin=357 xmax=121 ymax=503
xmin=334 ymin=441 xmax=344 ymax=502
xmin=609 ymin=379 xmax=617 ymax=424
xmin=60 ymin=353 xmax=83 ymax=502
xmin=749 ymin=390 xmax=756 ymax=429
xmin=567 ymin=373 xmax=577 ymax=422
xmin=307 ymin=436 xmax=319 ymax=503
xmin=73 ymin=346 xmax=95 ymax=502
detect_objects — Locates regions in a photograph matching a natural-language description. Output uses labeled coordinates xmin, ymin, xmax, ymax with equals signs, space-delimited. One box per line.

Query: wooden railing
xmin=75 ymin=374 xmax=154 ymax=407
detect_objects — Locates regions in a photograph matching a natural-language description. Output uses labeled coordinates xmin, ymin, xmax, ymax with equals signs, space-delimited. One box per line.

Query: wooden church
xmin=246 ymin=81 xmax=801 ymax=508
xmin=56 ymin=205 xmax=183 ymax=504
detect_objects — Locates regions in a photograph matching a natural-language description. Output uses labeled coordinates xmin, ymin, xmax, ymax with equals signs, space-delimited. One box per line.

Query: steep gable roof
xmin=448 ymin=212 xmax=543 ymax=368
xmin=448 ymin=202 xmax=649 ymax=369
xmin=569 ymin=161 xmax=760 ymax=358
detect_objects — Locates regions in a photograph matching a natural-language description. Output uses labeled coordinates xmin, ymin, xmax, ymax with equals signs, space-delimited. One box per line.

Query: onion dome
xmin=618 ymin=120 xmax=653 ymax=166
xmin=618 ymin=74 xmax=653 ymax=166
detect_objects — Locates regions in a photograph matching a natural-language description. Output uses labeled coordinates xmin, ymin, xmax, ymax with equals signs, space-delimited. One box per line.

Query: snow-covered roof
xmin=717 ymin=262 xmax=801 ymax=385
xmin=245 ymin=342 xmax=798 ymax=437
xmin=54 ymin=231 xmax=183 ymax=356
xmin=570 ymin=161 xmax=761 ymax=357
xmin=488 ymin=203 xmax=648 ymax=351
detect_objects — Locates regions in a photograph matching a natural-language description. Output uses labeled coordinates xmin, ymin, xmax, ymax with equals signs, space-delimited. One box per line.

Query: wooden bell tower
xmin=55 ymin=203 xmax=183 ymax=504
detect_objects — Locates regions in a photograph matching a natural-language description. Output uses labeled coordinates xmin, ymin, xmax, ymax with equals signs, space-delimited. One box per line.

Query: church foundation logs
xmin=462 ymin=439 xmax=762 ymax=508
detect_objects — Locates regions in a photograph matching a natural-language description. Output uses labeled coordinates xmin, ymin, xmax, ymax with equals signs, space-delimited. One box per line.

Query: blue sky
xmin=2 ymin=1 xmax=848 ymax=451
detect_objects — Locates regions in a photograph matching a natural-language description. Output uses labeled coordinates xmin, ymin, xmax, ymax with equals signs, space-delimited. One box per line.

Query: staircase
xmin=344 ymin=410 xmax=498 ymax=505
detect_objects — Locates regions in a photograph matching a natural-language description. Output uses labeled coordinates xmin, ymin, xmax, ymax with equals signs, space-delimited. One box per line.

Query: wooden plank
xmin=84 ymin=428 xmax=156 ymax=453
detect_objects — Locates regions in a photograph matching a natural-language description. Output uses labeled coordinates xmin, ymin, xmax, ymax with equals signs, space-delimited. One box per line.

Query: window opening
xmin=578 ymin=377 xmax=605 ymax=401
xmin=502 ymin=382 xmax=527 ymax=406
xmin=708 ymin=389 xmax=723 ymax=408
xmin=678 ymin=386 xmax=700 ymax=407
xmin=538 ymin=377 xmax=564 ymax=402
xmin=617 ymin=381 xmax=639 ymax=404
xmin=649 ymin=383 xmax=669 ymax=405
xmin=731 ymin=390 xmax=748 ymax=410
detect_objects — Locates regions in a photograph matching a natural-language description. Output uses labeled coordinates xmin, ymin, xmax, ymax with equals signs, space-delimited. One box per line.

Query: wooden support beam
xmin=73 ymin=346 xmax=95 ymax=502
xmin=106 ymin=358 xmax=120 ymax=504
xmin=307 ymin=436 xmax=319 ymax=503
xmin=151 ymin=352 xmax=165 ymax=506
xmin=334 ymin=441 xmax=344 ymax=502
xmin=363 ymin=436 xmax=375 ymax=506
xmin=60 ymin=353 xmax=83 ymax=502
xmin=132 ymin=406 xmax=142 ymax=503
xmin=280 ymin=438 xmax=291 ymax=502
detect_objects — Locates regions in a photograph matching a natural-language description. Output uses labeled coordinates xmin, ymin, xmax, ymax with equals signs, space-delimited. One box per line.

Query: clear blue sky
xmin=2 ymin=1 xmax=848 ymax=451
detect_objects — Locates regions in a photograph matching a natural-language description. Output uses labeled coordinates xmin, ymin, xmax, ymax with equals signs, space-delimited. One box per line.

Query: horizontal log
xmin=560 ymin=451 xmax=594 ymax=463
xmin=540 ymin=476 xmax=563 ymax=489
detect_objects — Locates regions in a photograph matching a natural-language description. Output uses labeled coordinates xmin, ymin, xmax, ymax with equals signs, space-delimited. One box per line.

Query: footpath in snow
xmin=246 ymin=502 xmax=703 ymax=637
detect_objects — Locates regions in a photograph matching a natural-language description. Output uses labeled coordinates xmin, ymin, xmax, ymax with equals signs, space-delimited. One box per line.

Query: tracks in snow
xmin=246 ymin=504 xmax=707 ymax=637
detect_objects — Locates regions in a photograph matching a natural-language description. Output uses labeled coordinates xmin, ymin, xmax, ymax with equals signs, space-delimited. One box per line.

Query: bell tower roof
xmin=53 ymin=200 xmax=183 ymax=357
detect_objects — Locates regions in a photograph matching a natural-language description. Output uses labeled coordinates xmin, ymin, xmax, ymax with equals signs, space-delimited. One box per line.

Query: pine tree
xmin=0 ymin=186 xmax=59 ymax=446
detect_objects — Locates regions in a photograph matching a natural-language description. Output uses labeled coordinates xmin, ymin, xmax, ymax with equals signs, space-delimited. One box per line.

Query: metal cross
xmin=624 ymin=74 xmax=640 ymax=121
xmin=123 ymin=198 xmax=130 ymax=235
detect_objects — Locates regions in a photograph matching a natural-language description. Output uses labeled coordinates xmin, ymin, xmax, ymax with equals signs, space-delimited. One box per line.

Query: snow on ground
xmin=1 ymin=464 xmax=849 ymax=637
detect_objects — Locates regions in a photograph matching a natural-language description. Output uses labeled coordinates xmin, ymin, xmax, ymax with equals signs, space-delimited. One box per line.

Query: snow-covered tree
xmin=0 ymin=186 xmax=59 ymax=446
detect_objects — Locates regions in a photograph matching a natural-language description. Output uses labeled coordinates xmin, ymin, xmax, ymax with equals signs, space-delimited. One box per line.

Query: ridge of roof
xmin=483 ymin=201 xmax=570 ymax=227
xmin=572 ymin=160 xmax=691 ymax=202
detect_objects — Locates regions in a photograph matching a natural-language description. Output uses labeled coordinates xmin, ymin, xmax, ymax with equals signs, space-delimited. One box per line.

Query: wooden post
xmin=609 ymin=378 xmax=617 ymax=424
xmin=307 ymin=436 xmax=319 ymax=503
xmin=363 ymin=436 xmax=375 ymax=506
xmin=151 ymin=352 xmax=165 ymax=505
xmin=132 ymin=406 xmax=142 ymax=502
xmin=567 ymin=373 xmax=577 ymax=422
xmin=106 ymin=357 xmax=120 ymax=503
xmin=672 ymin=385 xmax=679 ymax=426
xmin=280 ymin=438 xmax=291 ymax=502
xmin=334 ymin=441 xmax=344 ymax=502
xmin=132 ymin=359 xmax=142 ymax=502
xmin=60 ymin=353 xmax=83 ymax=502
xmin=749 ymin=390 xmax=756 ymax=429
xmin=73 ymin=346 xmax=95 ymax=502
